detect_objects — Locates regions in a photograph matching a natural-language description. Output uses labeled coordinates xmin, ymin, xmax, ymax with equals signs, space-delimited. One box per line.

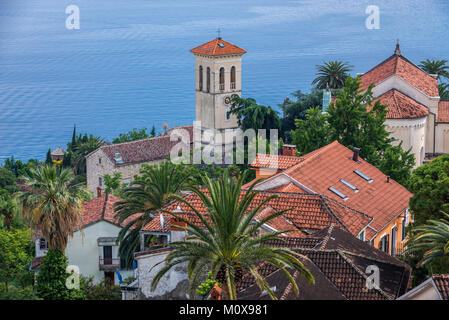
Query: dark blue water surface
xmin=0 ymin=0 xmax=448 ymax=161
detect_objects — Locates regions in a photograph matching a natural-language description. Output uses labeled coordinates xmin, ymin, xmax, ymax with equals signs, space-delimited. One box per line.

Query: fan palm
xmin=151 ymin=169 xmax=314 ymax=300
xmin=419 ymin=59 xmax=449 ymax=81
xmin=312 ymin=61 xmax=353 ymax=89
xmin=0 ymin=194 xmax=19 ymax=230
xmin=114 ymin=161 xmax=192 ymax=266
xmin=405 ymin=212 xmax=449 ymax=267
xmin=15 ymin=166 xmax=88 ymax=251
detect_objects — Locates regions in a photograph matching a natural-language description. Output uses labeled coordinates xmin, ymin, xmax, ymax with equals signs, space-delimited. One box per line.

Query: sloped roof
xmin=96 ymin=125 xmax=193 ymax=166
xmin=438 ymin=101 xmax=449 ymax=122
xmin=80 ymin=193 xmax=139 ymax=229
xmin=373 ymin=89 xmax=429 ymax=119
xmin=250 ymin=154 xmax=305 ymax=170
xmin=432 ymin=275 xmax=449 ymax=300
xmin=252 ymin=141 xmax=412 ymax=239
xmin=142 ymin=190 xmax=372 ymax=237
xmin=237 ymin=225 xmax=410 ymax=300
xmin=190 ymin=38 xmax=246 ymax=56
xmin=360 ymin=53 xmax=438 ymax=97
xmin=51 ymin=147 xmax=66 ymax=156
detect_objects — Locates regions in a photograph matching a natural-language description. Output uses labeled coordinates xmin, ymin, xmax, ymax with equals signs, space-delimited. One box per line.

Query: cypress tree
xmin=45 ymin=149 xmax=53 ymax=166
xmin=71 ymin=125 xmax=77 ymax=151
xmin=150 ymin=125 xmax=156 ymax=138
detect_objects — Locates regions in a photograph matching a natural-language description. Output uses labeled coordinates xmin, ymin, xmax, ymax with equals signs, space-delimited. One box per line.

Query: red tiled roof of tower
xmin=278 ymin=141 xmax=412 ymax=239
xmin=250 ymin=154 xmax=304 ymax=170
xmin=98 ymin=125 xmax=193 ymax=165
xmin=373 ymin=89 xmax=429 ymax=119
xmin=190 ymin=38 xmax=246 ymax=56
xmin=432 ymin=275 xmax=449 ymax=300
xmin=142 ymin=190 xmax=372 ymax=237
xmin=438 ymin=101 xmax=449 ymax=122
xmin=360 ymin=54 xmax=438 ymax=97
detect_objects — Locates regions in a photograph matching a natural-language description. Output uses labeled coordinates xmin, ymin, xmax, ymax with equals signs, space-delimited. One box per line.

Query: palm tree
xmin=151 ymin=169 xmax=314 ymax=300
xmin=114 ymin=162 xmax=192 ymax=266
xmin=0 ymin=194 xmax=19 ymax=230
xmin=15 ymin=166 xmax=88 ymax=251
xmin=419 ymin=59 xmax=449 ymax=81
xmin=439 ymin=83 xmax=449 ymax=101
xmin=72 ymin=135 xmax=104 ymax=175
xmin=405 ymin=212 xmax=449 ymax=267
xmin=312 ymin=61 xmax=353 ymax=89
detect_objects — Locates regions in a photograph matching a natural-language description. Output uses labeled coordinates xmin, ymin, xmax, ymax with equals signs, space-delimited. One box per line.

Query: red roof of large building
xmin=94 ymin=125 xmax=193 ymax=166
xmin=432 ymin=275 xmax=449 ymax=300
xmin=250 ymin=154 xmax=305 ymax=170
xmin=190 ymin=38 xmax=246 ymax=56
xmin=373 ymin=89 xmax=429 ymax=119
xmin=251 ymin=141 xmax=412 ymax=240
xmin=142 ymin=190 xmax=373 ymax=237
xmin=438 ymin=101 xmax=449 ymax=122
xmin=360 ymin=53 xmax=438 ymax=97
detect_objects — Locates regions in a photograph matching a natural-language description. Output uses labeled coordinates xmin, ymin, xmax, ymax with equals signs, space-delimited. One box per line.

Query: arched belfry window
xmin=219 ymin=67 xmax=225 ymax=91
xmin=199 ymin=66 xmax=203 ymax=91
xmin=206 ymin=67 xmax=210 ymax=92
xmin=230 ymin=66 xmax=236 ymax=89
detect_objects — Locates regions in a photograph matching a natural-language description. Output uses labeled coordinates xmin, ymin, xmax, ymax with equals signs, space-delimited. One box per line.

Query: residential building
xmin=85 ymin=125 xmax=192 ymax=193
xmin=31 ymin=191 xmax=137 ymax=285
xmin=248 ymin=141 xmax=413 ymax=256
xmin=398 ymin=275 xmax=449 ymax=300
xmin=359 ymin=41 xmax=449 ymax=166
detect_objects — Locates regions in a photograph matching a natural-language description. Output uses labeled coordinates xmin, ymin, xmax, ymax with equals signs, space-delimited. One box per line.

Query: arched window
xmin=219 ymin=67 xmax=225 ymax=91
xmin=206 ymin=67 xmax=210 ymax=92
xmin=230 ymin=66 xmax=236 ymax=89
xmin=198 ymin=66 xmax=203 ymax=91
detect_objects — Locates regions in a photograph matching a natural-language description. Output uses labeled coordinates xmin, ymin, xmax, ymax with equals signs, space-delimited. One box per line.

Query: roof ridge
xmin=101 ymin=133 xmax=172 ymax=149
xmin=318 ymin=195 xmax=351 ymax=234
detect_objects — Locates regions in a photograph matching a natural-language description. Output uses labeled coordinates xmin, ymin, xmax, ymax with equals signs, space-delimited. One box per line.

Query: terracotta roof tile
xmin=373 ymin=89 xmax=429 ymax=119
xmin=97 ymin=125 xmax=193 ymax=166
xmin=438 ymin=101 xmax=449 ymax=122
xmin=432 ymin=274 xmax=449 ymax=300
xmin=190 ymin=38 xmax=246 ymax=56
xmin=267 ymin=183 xmax=308 ymax=193
xmin=251 ymin=154 xmax=304 ymax=170
xmin=360 ymin=54 xmax=438 ymax=97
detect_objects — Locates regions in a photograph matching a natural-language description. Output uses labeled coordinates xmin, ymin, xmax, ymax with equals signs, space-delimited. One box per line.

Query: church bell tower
xmin=190 ymin=37 xmax=246 ymax=134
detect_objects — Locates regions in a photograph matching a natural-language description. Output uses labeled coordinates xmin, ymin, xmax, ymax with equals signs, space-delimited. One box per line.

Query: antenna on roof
xmin=217 ymin=28 xmax=221 ymax=40
xmin=161 ymin=122 xmax=169 ymax=135
xmin=394 ymin=39 xmax=401 ymax=56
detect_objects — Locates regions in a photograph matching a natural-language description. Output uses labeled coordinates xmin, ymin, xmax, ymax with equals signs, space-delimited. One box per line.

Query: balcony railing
xmin=230 ymin=82 xmax=236 ymax=89
xmin=99 ymin=257 xmax=120 ymax=270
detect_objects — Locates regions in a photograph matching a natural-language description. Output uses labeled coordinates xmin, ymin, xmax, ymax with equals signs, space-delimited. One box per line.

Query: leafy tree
xmin=36 ymin=249 xmax=84 ymax=300
xmin=408 ymin=154 xmax=449 ymax=226
xmin=419 ymin=59 xmax=449 ymax=81
xmin=3 ymin=157 xmax=39 ymax=178
xmin=79 ymin=276 xmax=121 ymax=300
xmin=0 ymin=194 xmax=19 ymax=230
xmin=104 ymin=172 xmax=123 ymax=195
xmin=151 ymin=169 xmax=314 ymax=300
xmin=229 ymin=95 xmax=281 ymax=132
xmin=16 ymin=166 xmax=88 ymax=251
xmin=45 ymin=149 xmax=53 ymax=166
xmin=0 ymin=228 xmax=33 ymax=293
xmin=376 ymin=143 xmax=415 ymax=186
xmin=312 ymin=61 xmax=353 ymax=89
xmin=114 ymin=161 xmax=192 ymax=266
xmin=113 ymin=128 xmax=149 ymax=144
xmin=292 ymin=106 xmax=331 ymax=154
xmin=0 ymin=167 xmax=17 ymax=194
xmin=196 ymin=271 xmax=219 ymax=299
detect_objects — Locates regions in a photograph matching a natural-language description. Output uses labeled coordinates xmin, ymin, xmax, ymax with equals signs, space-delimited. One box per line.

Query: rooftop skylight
xmin=354 ymin=170 xmax=373 ymax=183
xmin=217 ymin=43 xmax=225 ymax=48
xmin=340 ymin=179 xmax=359 ymax=192
xmin=114 ymin=152 xmax=123 ymax=164
xmin=329 ymin=187 xmax=348 ymax=200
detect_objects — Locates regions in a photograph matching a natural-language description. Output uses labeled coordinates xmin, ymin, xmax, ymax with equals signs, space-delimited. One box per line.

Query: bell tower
xmin=190 ymin=37 xmax=246 ymax=132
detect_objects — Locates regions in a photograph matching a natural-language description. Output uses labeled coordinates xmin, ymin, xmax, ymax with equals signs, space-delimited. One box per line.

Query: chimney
xmin=171 ymin=205 xmax=186 ymax=231
xmin=282 ymin=144 xmax=297 ymax=157
xmin=352 ymin=147 xmax=360 ymax=162
xmin=96 ymin=186 xmax=102 ymax=198
xmin=386 ymin=176 xmax=390 ymax=183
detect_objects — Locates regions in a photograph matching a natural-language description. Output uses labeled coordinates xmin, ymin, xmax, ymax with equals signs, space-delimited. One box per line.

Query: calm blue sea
xmin=0 ymin=0 xmax=448 ymax=161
